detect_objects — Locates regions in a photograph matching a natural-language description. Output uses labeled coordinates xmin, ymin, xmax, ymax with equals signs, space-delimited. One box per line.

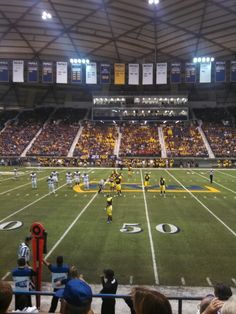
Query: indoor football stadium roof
xmin=0 ymin=0 xmax=236 ymax=63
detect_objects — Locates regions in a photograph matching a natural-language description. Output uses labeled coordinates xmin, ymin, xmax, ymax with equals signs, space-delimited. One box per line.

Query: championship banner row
xmin=0 ymin=60 xmax=236 ymax=84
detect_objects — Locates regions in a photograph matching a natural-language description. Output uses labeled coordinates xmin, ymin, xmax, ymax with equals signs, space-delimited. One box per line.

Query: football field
xmin=0 ymin=167 xmax=236 ymax=287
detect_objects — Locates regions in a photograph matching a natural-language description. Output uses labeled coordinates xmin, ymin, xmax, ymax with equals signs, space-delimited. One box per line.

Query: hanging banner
xmin=0 ymin=61 xmax=9 ymax=82
xmin=13 ymin=60 xmax=24 ymax=82
xmin=56 ymin=61 xmax=68 ymax=84
xmin=100 ymin=64 xmax=111 ymax=84
xmin=230 ymin=61 xmax=236 ymax=82
xmin=170 ymin=63 xmax=181 ymax=83
xmin=114 ymin=63 xmax=125 ymax=85
xmin=215 ymin=61 xmax=226 ymax=82
xmin=200 ymin=62 xmax=211 ymax=83
xmin=128 ymin=64 xmax=139 ymax=85
xmin=156 ymin=63 xmax=167 ymax=85
xmin=185 ymin=63 xmax=196 ymax=83
xmin=42 ymin=62 xmax=53 ymax=83
xmin=142 ymin=63 xmax=153 ymax=85
xmin=71 ymin=64 xmax=82 ymax=83
xmin=86 ymin=62 xmax=97 ymax=84
xmin=28 ymin=61 xmax=38 ymax=83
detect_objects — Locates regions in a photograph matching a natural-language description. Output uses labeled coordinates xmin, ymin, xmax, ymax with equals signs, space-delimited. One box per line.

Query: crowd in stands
xmin=119 ymin=123 xmax=161 ymax=157
xmin=195 ymin=108 xmax=236 ymax=158
xmin=0 ymin=109 xmax=52 ymax=156
xmin=162 ymin=122 xmax=208 ymax=157
xmin=0 ymin=110 xmax=18 ymax=131
xmin=28 ymin=109 xmax=86 ymax=157
xmin=73 ymin=121 xmax=118 ymax=160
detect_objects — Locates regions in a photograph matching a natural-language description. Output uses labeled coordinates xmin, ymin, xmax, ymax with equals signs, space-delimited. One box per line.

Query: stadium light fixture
xmin=42 ymin=11 xmax=52 ymax=20
xmin=148 ymin=0 xmax=159 ymax=4
xmin=193 ymin=56 xmax=215 ymax=63
xmin=70 ymin=58 xmax=90 ymax=64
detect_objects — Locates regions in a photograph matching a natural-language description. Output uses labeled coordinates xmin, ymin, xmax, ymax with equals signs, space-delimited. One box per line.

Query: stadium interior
xmin=0 ymin=0 xmax=236 ymax=313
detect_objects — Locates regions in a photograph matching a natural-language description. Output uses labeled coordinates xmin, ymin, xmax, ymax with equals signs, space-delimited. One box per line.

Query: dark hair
xmin=17 ymin=257 xmax=26 ymax=267
xmin=0 ymin=281 xmax=13 ymax=314
xmin=57 ymin=256 xmax=63 ymax=266
xmin=214 ymin=283 xmax=232 ymax=300
xmin=132 ymin=287 xmax=172 ymax=314
xmin=25 ymin=236 xmax=32 ymax=243
xmin=103 ymin=269 xmax=114 ymax=280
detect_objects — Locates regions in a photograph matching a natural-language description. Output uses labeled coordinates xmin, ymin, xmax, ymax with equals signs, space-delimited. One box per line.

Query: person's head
xmin=17 ymin=257 xmax=26 ymax=267
xmin=0 ymin=281 xmax=13 ymax=314
xmin=103 ymin=269 xmax=114 ymax=281
xmin=214 ymin=283 xmax=232 ymax=300
xmin=25 ymin=236 xmax=32 ymax=245
xmin=199 ymin=295 xmax=214 ymax=313
xmin=56 ymin=256 xmax=63 ymax=266
xmin=57 ymin=279 xmax=92 ymax=314
xmin=132 ymin=287 xmax=172 ymax=314
xmin=221 ymin=295 xmax=236 ymax=314
xmin=69 ymin=266 xmax=79 ymax=279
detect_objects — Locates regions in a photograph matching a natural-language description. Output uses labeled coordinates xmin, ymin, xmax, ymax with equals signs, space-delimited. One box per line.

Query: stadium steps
xmin=0 ymin=111 xmax=20 ymax=135
xmin=20 ymin=108 xmax=57 ymax=157
xmin=197 ymin=125 xmax=215 ymax=158
xmin=158 ymin=126 xmax=167 ymax=158
xmin=114 ymin=126 xmax=121 ymax=157
xmin=68 ymin=125 xmax=84 ymax=157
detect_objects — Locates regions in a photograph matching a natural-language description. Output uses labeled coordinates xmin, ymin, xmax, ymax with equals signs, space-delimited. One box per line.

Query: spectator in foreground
xmin=214 ymin=283 xmax=232 ymax=301
xmin=100 ymin=269 xmax=118 ymax=314
xmin=125 ymin=287 xmax=172 ymax=314
xmin=221 ymin=295 xmax=236 ymax=314
xmin=201 ymin=297 xmax=224 ymax=314
xmin=0 ymin=281 xmax=13 ymax=314
xmin=198 ymin=295 xmax=214 ymax=314
xmin=56 ymin=279 xmax=94 ymax=314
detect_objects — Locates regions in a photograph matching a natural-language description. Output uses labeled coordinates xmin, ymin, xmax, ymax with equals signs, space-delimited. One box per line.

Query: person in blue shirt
xmin=43 ymin=256 xmax=69 ymax=313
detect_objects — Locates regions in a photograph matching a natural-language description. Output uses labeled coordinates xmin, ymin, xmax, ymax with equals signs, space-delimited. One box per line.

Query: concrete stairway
xmin=158 ymin=126 xmax=167 ymax=158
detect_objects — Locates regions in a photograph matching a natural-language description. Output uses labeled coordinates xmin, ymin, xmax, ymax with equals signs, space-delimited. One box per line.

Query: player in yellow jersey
xmin=115 ymin=176 xmax=122 ymax=196
xmin=159 ymin=176 xmax=167 ymax=198
xmin=109 ymin=176 xmax=115 ymax=193
xmin=128 ymin=166 xmax=132 ymax=177
xmin=106 ymin=195 xmax=113 ymax=223
xmin=144 ymin=173 xmax=150 ymax=192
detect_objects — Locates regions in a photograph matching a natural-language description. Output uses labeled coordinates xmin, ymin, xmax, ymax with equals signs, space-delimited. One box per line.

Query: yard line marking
xmin=181 ymin=277 xmax=186 ymax=285
xmin=45 ymin=172 xmax=107 ymax=258
xmin=166 ymin=170 xmax=236 ymax=237
xmin=196 ymin=172 xmax=236 ymax=194
xmin=140 ymin=169 xmax=159 ymax=285
xmin=1 ymin=271 xmax=10 ymax=280
xmin=206 ymin=277 xmax=213 ymax=286
xmin=217 ymin=170 xmax=236 ymax=179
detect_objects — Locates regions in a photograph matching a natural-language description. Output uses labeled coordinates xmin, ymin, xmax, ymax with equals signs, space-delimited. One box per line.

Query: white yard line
xmin=195 ymin=172 xmax=236 ymax=194
xmin=165 ymin=170 xmax=236 ymax=237
xmin=45 ymin=192 xmax=98 ymax=259
xmin=1 ymin=271 xmax=10 ymax=280
xmin=140 ymin=169 xmax=159 ymax=285
xmin=217 ymin=170 xmax=236 ymax=179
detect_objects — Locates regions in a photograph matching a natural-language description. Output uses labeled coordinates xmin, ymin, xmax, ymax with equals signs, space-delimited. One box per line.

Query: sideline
xmin=165 ymin=170 xmax=236 ymax=237
xmin=140 ymin=169 xmax=159 ymax=285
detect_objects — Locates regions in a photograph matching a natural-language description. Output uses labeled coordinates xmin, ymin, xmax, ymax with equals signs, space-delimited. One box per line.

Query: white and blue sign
xmin=0 ymin=61 xmax=9 ymax=82
xmin=170 ymin=63 xmax=181 ymax=83
xmin=230 ymin=61 xmax=236 ymax=82
xmin=28 ymin=61 xmax=38 ymax=83
xmin=42 ymin=62 xmax=53 ymax=83
xmin=100 ymin=64 xmax=111 ymax=84
xmin=185 ymin=63 xmax=196 ymax=83
xmin=71 ymin=64 xmax=82 ymax=83
xmin=215 ymin=61 xmax=226 ymax=82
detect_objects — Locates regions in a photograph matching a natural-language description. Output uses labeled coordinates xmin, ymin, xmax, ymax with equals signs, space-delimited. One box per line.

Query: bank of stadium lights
xmin=42 ymin=11 xmax=52 ymax=20
xmin=148 ymin=0 xmax=159 ymax=4
xmin=193 ymin=57 xmax=215 ymax=63
xmin=70 ymin=58 xmax=90 ymax=64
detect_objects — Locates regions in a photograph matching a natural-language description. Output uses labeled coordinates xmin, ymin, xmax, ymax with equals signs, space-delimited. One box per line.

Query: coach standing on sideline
xmin=100 ymin=269 xmax=118 ymax=314
xmin=43 ymin=256 xmax=69 ymax=313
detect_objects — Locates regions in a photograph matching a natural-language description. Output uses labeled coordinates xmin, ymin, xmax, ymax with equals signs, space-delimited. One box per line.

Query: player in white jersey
xmin=51 ymin=171 xmax=59 ymax=187
xmin=82 ymin=173 xmax=89 ymax=190
xmin=13 ymin=168 xmax=19 ymax=179
xmin=30 ymin=172 xmax=37 ymax=189
xmin=98 ymin=178 xmax=105 ymax=193
xmin=74 ymin=171 xmax=81 ymax=185
xmin=47 ymin=175 xmax=55 ymax=193
xmin=66 ymin=172 xmax=73 ymax=187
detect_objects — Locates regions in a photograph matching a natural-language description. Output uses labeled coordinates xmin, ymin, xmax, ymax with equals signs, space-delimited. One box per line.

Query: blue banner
xmin=71 ymin=64 xmax=82 ymax=83
xmin=185 ymin=63 xmax=196 ymax=83
xmin=170 ymin=63 xmax=181 ymax=83
xmin=42 ymin=62 xmax=53 ymax=83
xmin=100 ymin=63 xmax=110 ymax=84
xmin=230 ymin=61 xmax=236 ymax=82
xmin=215 ymin=61 xmax=226 ymax=82
xmin=28 ymin=61 xmax=38 ymax=83
xmin=0 ymin=61 xmax=9 ymax=82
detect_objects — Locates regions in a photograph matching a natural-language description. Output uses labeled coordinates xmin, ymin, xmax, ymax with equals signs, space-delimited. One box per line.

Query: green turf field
xmin=0 ymin=167 xmax=236 ymax=287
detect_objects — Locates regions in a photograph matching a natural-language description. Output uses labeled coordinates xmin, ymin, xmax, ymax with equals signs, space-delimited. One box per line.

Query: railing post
xmin=178 ymin=299 xmax=182 ymax=314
